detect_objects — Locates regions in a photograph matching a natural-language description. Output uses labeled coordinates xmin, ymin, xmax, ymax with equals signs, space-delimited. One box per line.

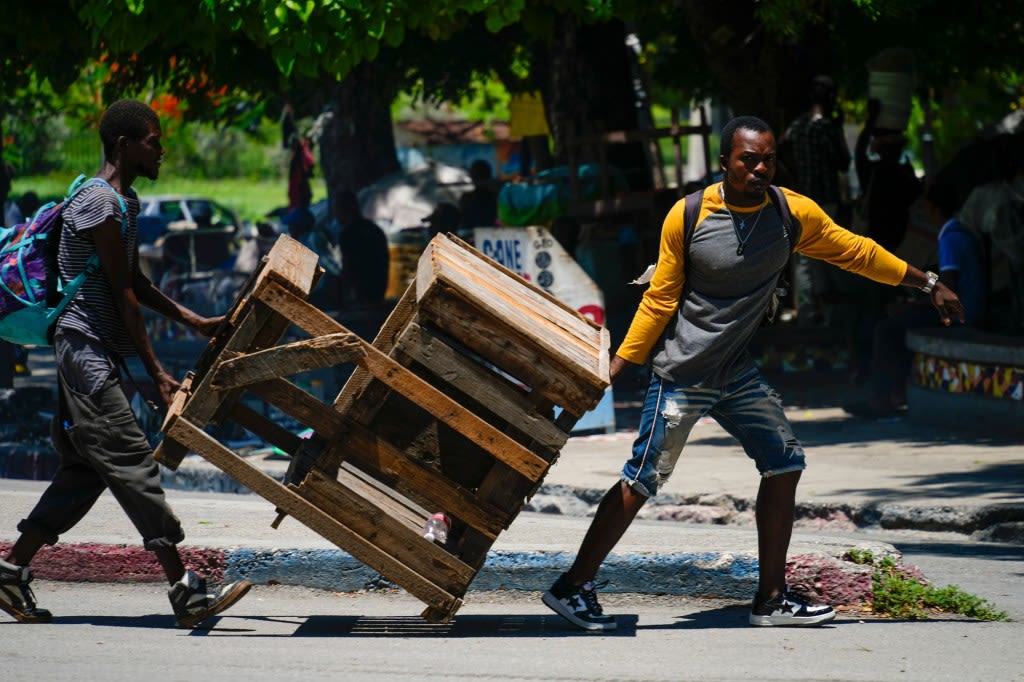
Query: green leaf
xmin=383 ymin=21 xmax=404 ymax=48
xmin=484 ymin=12 xmax=504 ymax=33
xmin=275 ymin=46 xmax=296 ymax=76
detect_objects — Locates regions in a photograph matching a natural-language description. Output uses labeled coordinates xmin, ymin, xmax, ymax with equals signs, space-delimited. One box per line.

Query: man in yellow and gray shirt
xmin=542 ymin=115 xmax=965 ymax=631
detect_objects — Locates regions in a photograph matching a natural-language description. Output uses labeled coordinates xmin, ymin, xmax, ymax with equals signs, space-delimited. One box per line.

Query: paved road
xmin=1 ymin=582 xmax=1021 ymax=682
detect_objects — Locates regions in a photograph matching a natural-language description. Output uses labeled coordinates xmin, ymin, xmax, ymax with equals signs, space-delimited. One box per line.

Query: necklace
xmin=720 ymin=186 xmax=767 ymax=255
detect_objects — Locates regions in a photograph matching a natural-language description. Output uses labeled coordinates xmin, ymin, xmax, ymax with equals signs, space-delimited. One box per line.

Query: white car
xmin=137 ymin=195 xmax=242 ymax=245
xmin=137 ymin=195 xmax=244 ymax=278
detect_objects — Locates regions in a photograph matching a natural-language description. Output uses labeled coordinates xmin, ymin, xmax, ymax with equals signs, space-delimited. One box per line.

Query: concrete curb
xmin=1 ymin=538 xmax=896 ymax=608
xmin=162 ymin=463 xmax=1024 ymax=543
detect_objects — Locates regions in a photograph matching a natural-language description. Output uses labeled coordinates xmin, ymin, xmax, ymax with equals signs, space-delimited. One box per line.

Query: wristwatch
xmin=919 ymin=271 xmax=939 ymax=294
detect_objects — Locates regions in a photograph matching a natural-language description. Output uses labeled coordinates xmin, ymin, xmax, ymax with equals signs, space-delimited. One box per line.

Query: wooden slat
xmin=211 ymin=332 xmax=365 ymax=392
xmin=224 ymin=401 xmax=304 ymax=455
xmin=326 ymin=421 xmax=507 ymax=539
xmin=357 ymin=348 xmax=549 ymax=482
xmin=255 ymin=279 xmax=350 ymax=338
xmin=426 ymin=233 xmax=598 ymax=337
xmin=250 ymin=234 xmax=321 ymax=300
xmin=334 ymin=282 xmax=419 ymax=414
xmin=393 ymin=322 xmax=568 ymax=454
xmin=176 ymin=301 xmax=282 ymax=426
xmin=417 ymin=293 xmax=606 ymax=416
xmin=297 ymin=470 xmax=475 ymax=593
xmin=247 ymin=378 xmax=348 ymax=440
xmin=154 ymin=371 xmax=195 ymax=469
xmin=165 ymin=417 xmax=462 ymax=616
xmin=416 ymin=235 xmax=607 ymax=377
xmin=339 ymin=464 xmax=427 ymax=529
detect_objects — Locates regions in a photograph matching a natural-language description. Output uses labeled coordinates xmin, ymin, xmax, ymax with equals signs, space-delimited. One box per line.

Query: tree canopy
xmin=3 ymin=1 xmax=1023 ymax=188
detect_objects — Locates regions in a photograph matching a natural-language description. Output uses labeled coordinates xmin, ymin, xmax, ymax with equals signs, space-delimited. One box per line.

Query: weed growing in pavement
xmin=845 ymin=549 xmax=1009 ymax=621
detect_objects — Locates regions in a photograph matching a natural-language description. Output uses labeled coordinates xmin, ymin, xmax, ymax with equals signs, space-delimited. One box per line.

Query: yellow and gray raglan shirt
xmin=618 ymin=182 xmax=908 ymax=387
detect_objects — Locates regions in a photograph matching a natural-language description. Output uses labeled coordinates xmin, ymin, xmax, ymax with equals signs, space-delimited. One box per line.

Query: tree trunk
xmin=318 ymin=61 xmax=402 ymax=210
xmin=539 ymin=15 xmax=653 ymax=191
xmin=678 ymin=0 xmax=830 ymax=136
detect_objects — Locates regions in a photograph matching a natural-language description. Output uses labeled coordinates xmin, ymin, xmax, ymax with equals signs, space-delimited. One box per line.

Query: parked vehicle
xmin=136 ymin=195 xmax=246 ymax=283
xmin=137 ymin=195 xmax=243 ymax=244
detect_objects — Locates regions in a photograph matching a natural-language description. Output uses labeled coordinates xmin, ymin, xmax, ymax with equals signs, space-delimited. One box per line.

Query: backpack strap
xmin=682 ymin=186 xmax=706 ymax=271
xmin=766 ymin=185 xmax=799 ymax=251
xmin=52 ymin=177 xmax=129 ymax=306
xmin=61 ymin=176 xmax=129 ymax=281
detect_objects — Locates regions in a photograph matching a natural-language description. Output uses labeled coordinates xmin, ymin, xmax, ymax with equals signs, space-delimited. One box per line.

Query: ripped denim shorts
xmin=621 ymin=367 xmax=806 ymax=498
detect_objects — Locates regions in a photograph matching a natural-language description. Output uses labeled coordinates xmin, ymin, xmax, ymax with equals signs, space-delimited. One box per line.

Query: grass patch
xmin=846 ymin=549 xmax=1009 ymax=621
xmin=12 ymin=174 xmax=328 ymax=224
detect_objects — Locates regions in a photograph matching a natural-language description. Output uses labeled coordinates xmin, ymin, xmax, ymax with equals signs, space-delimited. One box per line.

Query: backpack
xmin=683 ymin=185 xmax=799 ymax=326
xmin=0 ymin=175 xmax=127 ymax=346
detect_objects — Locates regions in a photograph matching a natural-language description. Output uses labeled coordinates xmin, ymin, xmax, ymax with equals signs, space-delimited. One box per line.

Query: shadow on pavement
xmin=651 ymin=604 xmax=750 ymax=630
xmin=888 ymin=538 xmax=1024 ymax=563
xmin=827 ymin=461 xmax=1024 ymax=504
xmin=688 ymin=416 xmax=1020 ymax=449
xmin=285 ymin=613 xmax=640 ymax=637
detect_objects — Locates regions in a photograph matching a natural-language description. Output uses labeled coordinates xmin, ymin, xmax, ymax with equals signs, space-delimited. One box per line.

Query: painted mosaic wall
xmin=912 ymin=353 xmax=1024 ymax=401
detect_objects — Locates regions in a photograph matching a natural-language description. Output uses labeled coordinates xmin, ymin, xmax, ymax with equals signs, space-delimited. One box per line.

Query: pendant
xmin=738 ymin=219 xmax=746 ymax=230
xmin=737 ymin=244 xmax=745 ymax=256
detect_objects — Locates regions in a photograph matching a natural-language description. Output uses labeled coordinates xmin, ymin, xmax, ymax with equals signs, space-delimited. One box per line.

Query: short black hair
xmin=925 ymin=182 xmax=957 ymax=218
xmin=720 ymin=116 xmax=774 ymax=160
xmin=809 ymin=75 xmax=836 ymax=104
xmin=469 ymin=159 xmax=492 ymax=182
xmin=99 ymin=99 xmax=159 ymax=159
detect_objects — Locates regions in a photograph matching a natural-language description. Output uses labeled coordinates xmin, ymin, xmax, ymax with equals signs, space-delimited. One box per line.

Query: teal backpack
xmin=0 ymin=175 xmax=127 ymax=346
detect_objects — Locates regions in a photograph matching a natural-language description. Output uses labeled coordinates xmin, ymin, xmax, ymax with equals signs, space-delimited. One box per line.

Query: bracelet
xmin=919 ymin=270 xmax=939 ymax=294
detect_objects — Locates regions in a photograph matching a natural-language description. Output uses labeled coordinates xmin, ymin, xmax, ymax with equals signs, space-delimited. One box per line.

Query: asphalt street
xmin=1 ymin=582 xmax=1021 ymax=682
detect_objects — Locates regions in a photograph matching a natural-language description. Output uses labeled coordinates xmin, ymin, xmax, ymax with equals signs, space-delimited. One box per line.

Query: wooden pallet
xmin=155 ymin=233 xmax=609 ymax=622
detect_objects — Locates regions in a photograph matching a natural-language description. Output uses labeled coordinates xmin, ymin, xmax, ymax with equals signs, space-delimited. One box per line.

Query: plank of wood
xmin=250 ymin=234 xmax=321 ymax=300
xmin=247 ymin=378 xmax=348 ymax=441
xmin=211 ymin=332 xmax=366 ymax=391
xmin=428 ymin=233 xmax=599 ymax=335
xmin=165 ymin=417 xmax=463 ymax=616
xmin=325 ymin=419 xmax=507 ymax=539
xmin=333 ymin=283 xmax=419 ymax=415
xmin=416 ymin=294 xmax=606 ymax=416
xmin=154 ymin=371 xmax=195 ymax=470
xmin=296 ymin=470 xmax=475 ymax=593
xmin=339 ymin=463 xmax=428 ymax=529
xmin=393 ymin=322 xmax=568 ymax=454
xmin=225 ymin=401 xmax=304 ymax=455
xmin=178 ymin=301 xmax=283 ymax=426
xmin=357 ymin=347 xmax=550 ymax=483
xmin=417 ymin=235 xmax=608 ymax=375
xmin=254 ymin=280 xmax=347 ymax=338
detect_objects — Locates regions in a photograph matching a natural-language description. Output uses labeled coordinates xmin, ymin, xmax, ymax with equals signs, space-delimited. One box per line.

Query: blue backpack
xmin=0 ymin=175 xmax=127 ymax=346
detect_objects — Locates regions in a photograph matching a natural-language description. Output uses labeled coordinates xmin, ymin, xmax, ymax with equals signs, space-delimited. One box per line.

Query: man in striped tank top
xmin=1 ymin=100 xmax=251 ymax=629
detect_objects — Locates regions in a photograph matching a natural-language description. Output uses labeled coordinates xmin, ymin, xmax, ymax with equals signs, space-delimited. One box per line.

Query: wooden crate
xmin=155 ymin=233 xmax=609 ymax=622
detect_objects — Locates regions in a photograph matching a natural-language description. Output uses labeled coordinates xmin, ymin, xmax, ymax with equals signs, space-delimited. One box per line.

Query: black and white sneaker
xmin=0 ymin=557 xmax=51 ymax=623
xmin=542 ymin=573 xmax=617 ymax=631
xmin=749 ymin=588 xmax=835 ymax=627
xmin=168 ymin=570 xmax=251 ymax=628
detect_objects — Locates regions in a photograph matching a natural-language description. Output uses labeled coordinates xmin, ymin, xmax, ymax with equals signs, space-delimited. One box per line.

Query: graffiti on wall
xmin=912 ymin=354 xmax=1024 ymax=401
